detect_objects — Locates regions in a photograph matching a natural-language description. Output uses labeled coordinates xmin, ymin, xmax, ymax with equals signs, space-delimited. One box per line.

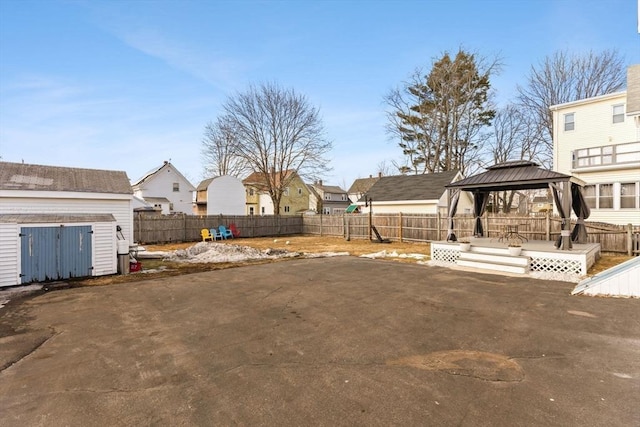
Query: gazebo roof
xmin=446 ymin=161 xmax=585 ymax=192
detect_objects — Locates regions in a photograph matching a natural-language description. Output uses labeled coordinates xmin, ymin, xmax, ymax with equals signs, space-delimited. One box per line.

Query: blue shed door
xmin=20 ymin=226 xmax=93 ymax=283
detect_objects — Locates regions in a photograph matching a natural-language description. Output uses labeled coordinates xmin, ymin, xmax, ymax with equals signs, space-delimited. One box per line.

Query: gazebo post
xmin=561 ymin=181 xmax=573 ymax=250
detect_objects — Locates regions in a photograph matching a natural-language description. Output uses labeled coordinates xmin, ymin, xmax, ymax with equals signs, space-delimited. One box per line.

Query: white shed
xmin=0 ymin=161 xmax=133 ymax=287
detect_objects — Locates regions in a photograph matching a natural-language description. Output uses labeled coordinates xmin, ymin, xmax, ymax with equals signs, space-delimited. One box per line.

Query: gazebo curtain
xmin=550 ymin=182 xmax=573 ymax=250
xmin=472 ymin=191 xmax=490 ymax=237
xmin=446 ymin=189 xmax=460 ymax=242
xmin=571 ymin=183 xmax=591 ymax=244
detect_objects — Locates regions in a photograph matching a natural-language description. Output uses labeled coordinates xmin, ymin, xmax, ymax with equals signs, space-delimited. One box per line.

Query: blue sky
xmin=1 ymin=0 xmax=638 ymax=188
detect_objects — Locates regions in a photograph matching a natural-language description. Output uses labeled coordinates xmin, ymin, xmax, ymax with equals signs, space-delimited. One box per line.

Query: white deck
xmin=431 ymin=238 xmax=601 ymax=282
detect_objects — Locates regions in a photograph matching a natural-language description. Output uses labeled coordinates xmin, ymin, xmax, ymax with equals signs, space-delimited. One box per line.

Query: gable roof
xmin=0 ymin=161 xmax=132 ymax=194
xmin=132 ymin=161 xmax=195 ymax=190
xmin=310 ymin=183 xmax=347 ymax=194
xmin=445 ymin=161 xmax=582 ymax=192
xmin=243 ymin=169 xmax=301 ymax=189
xmin=197 ymin=178 xmax=215 ymax=191
xmin=348 ymin=176 xmax=380 ymax=195
xmin=361 ymin=170 xmax=459 ymax=202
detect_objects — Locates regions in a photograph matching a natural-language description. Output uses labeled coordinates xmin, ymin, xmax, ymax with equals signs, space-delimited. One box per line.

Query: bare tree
xmin=485 ymin=104 xmax=543 ymax=212
xmin=222 ymin=82 xmax=332 ymax=214
xmin=384 ymin=49 xmax=500 ymax=175
xmin=201 ymin=117 xmax=251 ymax=178
xmin=517 ymin=49 xmax=626 ymax=163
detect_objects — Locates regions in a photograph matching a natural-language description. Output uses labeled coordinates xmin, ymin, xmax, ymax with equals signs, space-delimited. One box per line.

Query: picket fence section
xmin=134 ymin=212 xmax=639 ymax=255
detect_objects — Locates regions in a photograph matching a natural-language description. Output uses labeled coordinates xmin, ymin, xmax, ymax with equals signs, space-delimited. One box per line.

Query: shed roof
xmin=446 ymin=161 xmax=583 ymax=192
xmin=0 ymin=162 xmax=132 ymax=194
xmin=360 ymin=170 xmax=459 ymax=202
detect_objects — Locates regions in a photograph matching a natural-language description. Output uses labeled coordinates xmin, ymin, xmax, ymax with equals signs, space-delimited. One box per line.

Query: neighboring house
xmin=243 ymin=170 xmax=311 ymax=215
xmin=347 ymin=173 xmax=382 ymax=204
xmin=355 ymin=170 xmax=473 ymax=215
xmin=0 ymin=161 xmax=133 ymax=287
xmin=551 ymin=65 xmax=640 ymax=226
xmin=131 ymin=161 xmax=196 ymax=215
xmin=132 ymin=195 xmax=161 ymax=215
xmin=194 ymin=176 xmax=245 ymax=216
xmin=531 ymin=195 xmax=553 ymax=213
xmin=308 ymin=181 xmax=350 ymax=214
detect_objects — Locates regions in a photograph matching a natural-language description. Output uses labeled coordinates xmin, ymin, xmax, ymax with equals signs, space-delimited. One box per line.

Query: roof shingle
xmin=0 ymin=162 xmax=132 ymax=194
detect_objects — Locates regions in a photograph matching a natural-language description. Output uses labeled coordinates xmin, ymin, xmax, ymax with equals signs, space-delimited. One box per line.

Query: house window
xmin=612 ymin=104 xmax=625 ymax=124
xmin=249 ymin=207 xmax=254 ymax=215
xmin=564 ymin=113 xmax=575 ymax=131
xmin=249 ymin=188 xmax=254 ymax=196
xmin=284 ymin=206 xmax=290 ymax=213
xmin=616 ymin=142 xmax=640 ymax=164
xmin=298 ymin=187 xmax=303 ymax=195
xmin=173 ymin=182 xmax=179 ymax=192
xmin=341 ymin=194 xmax=347 ymax=201
xmin=599 ymin=184 xmax=613 ymax=209
xmin=261 ymin=207 xmax=265 ymax=215
xmin=324 ymin=194 xmax=331 ymax=201
xmin=169 ymin=202 xmax=174 ymax=211
xmin=620 ymin=183 xmax=638 ymax=209
xmin=322 ymin=207 xmax=331 ymax=215
xmin=284 ymin=187 xmax=290 ymax=196
xmin=583 ymin=185 xmax=596 ymax=209
xmin=573 ymin=145 xmax=613 ymax=168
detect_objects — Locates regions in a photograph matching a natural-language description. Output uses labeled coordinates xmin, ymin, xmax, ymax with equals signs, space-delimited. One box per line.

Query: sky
xmin=1 ymin=0 xmax=639 ymax=189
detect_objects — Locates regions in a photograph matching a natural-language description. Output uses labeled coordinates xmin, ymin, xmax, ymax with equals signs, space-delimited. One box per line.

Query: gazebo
xmin=444 ymin=161 xmax=591 ymax=250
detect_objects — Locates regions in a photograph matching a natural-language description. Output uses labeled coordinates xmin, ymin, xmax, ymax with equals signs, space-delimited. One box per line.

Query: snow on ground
xmin=149 ymin=242 xmax=350 ymax=264
xmin=360 ymin=250 xmax=427 ymax=260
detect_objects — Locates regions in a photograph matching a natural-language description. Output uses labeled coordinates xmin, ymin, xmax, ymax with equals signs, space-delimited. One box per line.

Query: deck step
xmin=458 ymin=251 xmax=529 ymax=266
xmin=457 ymin=259 xmax=529 ymax=275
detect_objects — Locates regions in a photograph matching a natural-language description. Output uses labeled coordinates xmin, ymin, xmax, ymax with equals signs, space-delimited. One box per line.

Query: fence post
xmin=628 ymin=223 xmax=633 ymax=256
xmin=436 ymin=211 xmax=441 ymax=241
xmin=399 ymin=212 xmax=403 ymax=242
xmin=545 ymin=211 xmax=551 ymax=241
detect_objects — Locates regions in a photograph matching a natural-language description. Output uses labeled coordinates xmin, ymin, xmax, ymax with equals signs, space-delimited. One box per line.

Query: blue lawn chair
xmin=209 ymin=228 xmax=223 ymax=241
xmin=219 ymin=225 xmax=233 ymax=239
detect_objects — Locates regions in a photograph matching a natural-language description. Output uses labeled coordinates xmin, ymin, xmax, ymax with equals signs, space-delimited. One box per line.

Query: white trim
xmin=0 ymin=190 xmax=132 ymax=200
xmin=550 ymin=91 xmax=626 ymax=111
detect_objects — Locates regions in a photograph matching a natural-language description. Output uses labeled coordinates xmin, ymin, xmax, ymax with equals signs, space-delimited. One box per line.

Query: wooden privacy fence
xmin=134 ymin=212 xmax=639 ymax=255
xmin=303 ymin=212 xmax=640 ymax=256
xmin=134 ymin=214 xmax=303 ymax=244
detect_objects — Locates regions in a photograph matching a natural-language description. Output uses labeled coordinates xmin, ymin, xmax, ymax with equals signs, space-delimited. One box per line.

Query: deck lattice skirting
xmin=431 ymin=240 xmax=601 ymax=278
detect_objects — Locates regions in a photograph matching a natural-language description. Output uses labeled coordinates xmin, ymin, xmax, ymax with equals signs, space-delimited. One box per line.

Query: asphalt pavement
xmin=1 ymin=257 xmax=639 ymax=426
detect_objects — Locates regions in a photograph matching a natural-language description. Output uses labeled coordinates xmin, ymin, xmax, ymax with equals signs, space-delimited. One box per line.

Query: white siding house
xmin=194 ymin=175 xmax=245 ymax=215
xmin=0 ymin=162 xmax=133 ymax=287
xmin=132 ymin=161 xmax=196 ymax=215
xmin=551 ymin=67 xmax=640 ymax=226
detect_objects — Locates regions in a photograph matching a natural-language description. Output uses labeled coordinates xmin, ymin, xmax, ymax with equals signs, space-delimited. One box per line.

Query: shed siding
xmin=0 ymin=196 xmax=133 ymax=242
xmin=93 ymin=222 xmax=117 ymax=276
xmin=0 ymin=223 xmax=19 ymax=287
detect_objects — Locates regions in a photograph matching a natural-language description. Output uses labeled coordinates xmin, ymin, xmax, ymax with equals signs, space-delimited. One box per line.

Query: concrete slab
xmin=1 ymin=258 xmax=639 ymax=426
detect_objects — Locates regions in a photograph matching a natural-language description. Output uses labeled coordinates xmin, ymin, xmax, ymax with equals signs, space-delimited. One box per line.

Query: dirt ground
xmin=69 ymin=235 xmax=629 ymax=287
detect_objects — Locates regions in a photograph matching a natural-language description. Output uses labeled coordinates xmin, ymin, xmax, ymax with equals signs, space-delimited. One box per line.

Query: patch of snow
xmin=530 ymin=271 xmax=581 ymax=283
xmin=360 ymin=250 xmax=428 ymax=260
xmin=304 ymin=252 xmax=350 ymax=258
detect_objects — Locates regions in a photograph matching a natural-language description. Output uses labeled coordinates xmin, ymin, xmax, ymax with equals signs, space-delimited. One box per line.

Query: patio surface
xmin=1 ymin=257 xmax=639 ymax=426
